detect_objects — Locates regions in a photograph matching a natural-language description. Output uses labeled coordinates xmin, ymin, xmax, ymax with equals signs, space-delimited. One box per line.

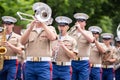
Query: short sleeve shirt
xmin=52 ymin=34 xmax=78 ymax=62
xmin=25 ymin=26 xmax=56 ymax=57
xmin=69 ymin=30 xmax=93 ymax=57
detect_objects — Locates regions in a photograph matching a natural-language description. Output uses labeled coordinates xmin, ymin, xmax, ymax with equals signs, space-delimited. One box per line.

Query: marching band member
xmin=0 ymin=16 xmax=23 ymax=80
xmin=52 ymin=16 xmax=77 ymax=80
xmin=114 ymin=37 xmax=120 ymax=80
xmin=20 ymin=2 xmax=57 ymax=80
xmin=88 ymin=26 xmax=106 ymax=80
xmin=69 ymin=13 xmax=94 ymax=80
xmin=101 ymin=33 xmax=117 ymax=80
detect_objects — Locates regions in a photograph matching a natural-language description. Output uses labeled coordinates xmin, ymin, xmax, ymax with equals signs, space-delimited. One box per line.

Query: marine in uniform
xmin=20 ymin=2 xmax=57 ymax=80
xmin=0 ymin=16 xmax=23 ymax=80
xmin=101 ymin=33 xmax=117 ymax=80
xmin=52 ymin=16 xmax=77 ymax=80
xmin=88 ymin=26 xmax=106 ymax=80
xmin=69 ymin=13 xmax=94 ymax=80
xmin=114 ymin=37 xmax=120 ymax=80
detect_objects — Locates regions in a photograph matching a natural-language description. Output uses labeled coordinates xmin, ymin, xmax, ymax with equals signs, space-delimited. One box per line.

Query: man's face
xmin=58 ymin=25 xmax=69 ymax=34
xmin=76 ymin=19 xmax=86 ymax=28
xmin=102 ymin=38 xmax=112 ymax=44
xmin=92 ymin=32 xmax=100 ymax=39
xmin=116 ymin=41 xmax=120 ymax=47
xmin=3 ymin=22 xmax=14 ymax=31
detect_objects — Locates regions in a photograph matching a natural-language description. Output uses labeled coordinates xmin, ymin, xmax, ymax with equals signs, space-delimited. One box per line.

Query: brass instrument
xmin=0 ymin=26 xmax=7 ymax=70
xmin=68 ymin=25 xmax=77 ymax=35
xmin=117 ymin=24 xmax=120 ymax=39
xmin=115 ymin=24 xmax=120 ymax=70
xmin=17 ymin=2 xmax=52 ymax=22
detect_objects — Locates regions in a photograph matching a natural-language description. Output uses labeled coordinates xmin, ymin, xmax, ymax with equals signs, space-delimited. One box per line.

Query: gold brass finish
xmin=0 ymin=26 xmax=7 ymax=70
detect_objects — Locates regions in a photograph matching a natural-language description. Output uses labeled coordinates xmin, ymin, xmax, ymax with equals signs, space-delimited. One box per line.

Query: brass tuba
xmin=0 ymin=26 xmax=7 ymax=70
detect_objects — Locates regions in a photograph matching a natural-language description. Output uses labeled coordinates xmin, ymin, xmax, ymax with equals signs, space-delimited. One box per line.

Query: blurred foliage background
xmin=0 ymin=0 xmax=120 ymax=35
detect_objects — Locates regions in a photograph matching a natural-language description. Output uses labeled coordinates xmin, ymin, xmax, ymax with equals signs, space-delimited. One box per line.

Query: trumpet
xmin=17 ymin=3 xmax=52 ymax=22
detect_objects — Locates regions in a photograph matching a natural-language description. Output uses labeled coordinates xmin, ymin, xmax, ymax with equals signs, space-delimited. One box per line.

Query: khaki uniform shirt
xmin=115 ymin=47 xmax=120 ymax=62
xmin=102 ymin=46 xmax=117 ymax=65
xmin=90 ymin=42 xmax=106 ymax=64
xmin=0 ymin=32 xmax=23 ymax=56
xmin=69 ymin=30 xmax=93 ymax=57
xmin=25 ymin=26 xmax=56 ymax=57
xmin=114 ymin=47 xmax=120 ymax=69
xmin=52 ymin=34 xmax=78 ymax=62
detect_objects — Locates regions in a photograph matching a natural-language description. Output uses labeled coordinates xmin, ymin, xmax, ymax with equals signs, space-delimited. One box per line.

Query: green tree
xmin=0 ymin=0 xmax=120 ymax=35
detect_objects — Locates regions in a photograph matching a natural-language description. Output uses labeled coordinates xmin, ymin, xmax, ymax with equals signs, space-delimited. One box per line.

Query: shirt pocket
xmin=29 ymin=36 xmax=35 ymax=42
xmin=63 ymin=40 xmax=72 ymax=50
xmin=9 ymin=38 xmax=18 ymax=46
xmin=79 ymin=36 xmax=88 ymax=43
xmin=39 ymin=35 xmax=48 ymax=41
xmin=28 ymin=33 xmax=37 ymax=42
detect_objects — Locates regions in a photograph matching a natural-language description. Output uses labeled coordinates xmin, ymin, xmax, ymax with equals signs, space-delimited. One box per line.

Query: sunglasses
xmin=59 ymin=25 xmax=66 ymax=27
xmin=116 ymin=41 xmax=120 ymax=43
xmin=77 ymin=19 xmax=86 ymax=22
xmin=3 ymin=21 xmax=13 ymax=25
xmin=92 ymin=32 xmax=100 ymax=34
xmin=58 ymin=23 xmax=68 ymax=27
xmin=102 ymin=38 xmax=111 ymax=40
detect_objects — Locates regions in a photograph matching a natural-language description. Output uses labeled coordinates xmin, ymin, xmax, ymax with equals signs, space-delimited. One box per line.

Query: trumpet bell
xmin=35 ymin=3 xmax=52 ymax=22
xmin=17 ymin=2 xmax=52 ymax=22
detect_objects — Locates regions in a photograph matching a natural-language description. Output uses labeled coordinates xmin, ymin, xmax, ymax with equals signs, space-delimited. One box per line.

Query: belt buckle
xmin=78 ymin=57 xmax=82 ymax=60
xmin=76 ymin=57 xmax=81 ymax=61
xmin=103 ymin=65 xmax=107 ymax=68
xmin=4 ymin=56 xmax=10 ymax=60
xmin=91 ymin=64 xmax=95 ymax=67
xmin=61 ymin=62 xmax=64 ymax=66
xmin=94 ymin=64 xmax=97 ymax=67
xmin=32 ymin=57 xmax=39 ymax=62
xmin=56 ymin=62 xmax=64 ymax=66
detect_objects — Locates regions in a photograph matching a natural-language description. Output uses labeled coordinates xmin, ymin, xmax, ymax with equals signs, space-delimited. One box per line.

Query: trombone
xmin=17 ymin=12 xmax=35 ymax=22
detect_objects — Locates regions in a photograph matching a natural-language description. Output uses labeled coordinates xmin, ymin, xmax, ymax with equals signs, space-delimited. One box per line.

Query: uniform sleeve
xmin=48 ymin=26 xmax=57 ymax=34
xmin=100 ymin=43 xmax=108 ymax=52
xmin=86 ymin=31 xmax=93 ymax=37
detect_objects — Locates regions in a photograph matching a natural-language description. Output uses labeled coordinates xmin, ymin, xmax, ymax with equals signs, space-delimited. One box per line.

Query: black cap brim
xmin=58 ymin=23 xmax=68 ymax=26
xmin=3 ymin=21 xmax=13 ymax=25
xmin=76 ymin=18 xmax=86 ymax=22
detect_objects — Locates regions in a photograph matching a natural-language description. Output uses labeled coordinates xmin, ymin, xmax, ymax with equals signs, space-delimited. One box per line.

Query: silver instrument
xmin=117 ymin=24 xmax=120 ymax=39
xmin=53 ymin=30 xmax=62 ymax=62
xmin=17 ymin=3 xmax=52 ymax=22
xmin=17 ymin=12 xmax=35 ymax=21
